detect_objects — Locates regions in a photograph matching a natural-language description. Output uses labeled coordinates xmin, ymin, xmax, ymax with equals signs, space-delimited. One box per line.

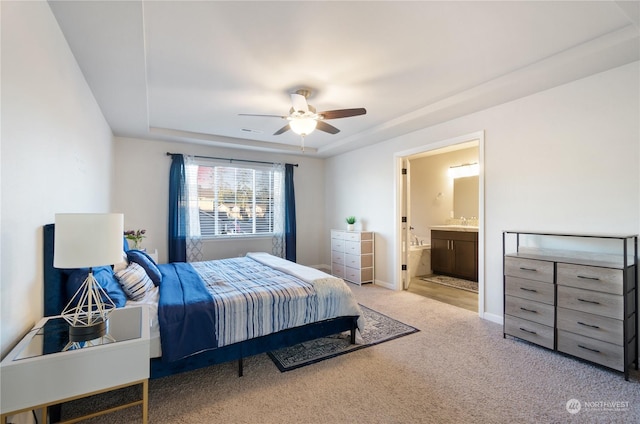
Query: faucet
xmin=460 ymin=216 xmax=467 ymax=226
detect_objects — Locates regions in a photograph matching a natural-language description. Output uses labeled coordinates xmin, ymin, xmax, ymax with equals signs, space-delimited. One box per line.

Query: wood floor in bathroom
xmin=407 ymin=276 xmax=478 ymax=312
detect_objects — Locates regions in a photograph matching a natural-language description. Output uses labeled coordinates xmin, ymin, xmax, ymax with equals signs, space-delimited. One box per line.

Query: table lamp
xmin=53 ymin=213 xmax=124 ymax=342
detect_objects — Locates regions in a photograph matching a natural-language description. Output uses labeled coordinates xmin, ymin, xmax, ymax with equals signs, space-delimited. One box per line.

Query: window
xmin=194 ymin=163 xmax=282 ymax=237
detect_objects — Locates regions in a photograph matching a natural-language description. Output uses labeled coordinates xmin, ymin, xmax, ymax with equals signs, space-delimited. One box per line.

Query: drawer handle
xmin=519 ymin=327 xmax=537 ymax=335
xmin=577 ymin=298 xmax=601 ymax=305
xmin=519 ymin=267 xmax=537 ymax=272
xmin=577 ymin=321 xmax=600 ymax=329
xmin=577 ymin=275 xmax=600 ymax=281
xmin=520 ymin=287 xmax=538 ymax=293
xmin=520 ymin=307 xmax=538 ymax=313
xmin=578 ymin=344 xmax=601 ymax=354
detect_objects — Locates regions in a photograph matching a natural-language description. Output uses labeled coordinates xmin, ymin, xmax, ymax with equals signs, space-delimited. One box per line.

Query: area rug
xmin=420 ymin=274 xmax=478 ymax=293
xmin=268 ymin=305 xmax=419 ymax=372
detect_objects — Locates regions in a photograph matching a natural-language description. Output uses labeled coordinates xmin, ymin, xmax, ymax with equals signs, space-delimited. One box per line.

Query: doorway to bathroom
xmin=396 ymin=132 xmax=483 ymax=314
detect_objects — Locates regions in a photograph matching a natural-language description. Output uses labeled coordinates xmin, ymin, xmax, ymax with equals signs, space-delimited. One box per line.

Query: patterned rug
xmin=268 ymin=305 xmax=419 ymax=372
xmin=420 ymin=274 xmax=478 ymax=293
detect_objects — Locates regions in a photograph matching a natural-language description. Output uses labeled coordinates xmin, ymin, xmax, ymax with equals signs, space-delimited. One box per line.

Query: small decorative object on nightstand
xmin=1 ymin=306 xmax=150 ymax=423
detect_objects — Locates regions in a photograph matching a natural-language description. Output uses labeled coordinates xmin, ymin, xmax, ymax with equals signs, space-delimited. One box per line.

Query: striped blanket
xmin=158 ymin=254 xmax=362 ymax=361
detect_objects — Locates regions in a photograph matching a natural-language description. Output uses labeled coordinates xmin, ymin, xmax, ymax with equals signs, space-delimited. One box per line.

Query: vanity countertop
xmin=431 ymin=225 xmax=478 ymax=232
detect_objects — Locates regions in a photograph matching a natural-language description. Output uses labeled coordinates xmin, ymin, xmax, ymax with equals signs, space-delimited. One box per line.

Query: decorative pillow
xmin=66 ymin=266 xmax=127 ymax=308
xmin=127 ymin=249 xmax=162 ymax=286
xmin=115 ymin=262 xmax=155 ymax=301
xmin=123 ymin=237 xmax=130 ymax=252
xmin=113 ymin=251 xmax=129 ymax=273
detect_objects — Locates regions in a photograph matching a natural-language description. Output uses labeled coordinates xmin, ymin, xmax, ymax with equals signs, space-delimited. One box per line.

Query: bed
xmin=43 ymin=224 xmax=363 ymax=379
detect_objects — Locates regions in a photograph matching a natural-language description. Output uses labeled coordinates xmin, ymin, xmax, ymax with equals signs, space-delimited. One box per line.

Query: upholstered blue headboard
xmin=43 ymin=223 xmax=130 ymax=316
xmin=43 ymin=223 xmax=65 ymax=316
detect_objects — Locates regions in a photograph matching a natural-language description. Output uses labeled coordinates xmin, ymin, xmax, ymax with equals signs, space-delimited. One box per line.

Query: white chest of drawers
xmin=503 ymin=231 xmax=638 ymax=380
xmin=331 ymin=230 xmax=374 ymax=285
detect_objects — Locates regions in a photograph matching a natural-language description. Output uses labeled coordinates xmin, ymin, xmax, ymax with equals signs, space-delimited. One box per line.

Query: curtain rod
xmin=166 ymin=152 xmax=298 ymax=167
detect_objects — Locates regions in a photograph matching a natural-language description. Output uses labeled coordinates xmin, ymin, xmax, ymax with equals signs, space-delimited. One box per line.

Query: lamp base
xmin=68 ymin=319 xmax=107 ymax=342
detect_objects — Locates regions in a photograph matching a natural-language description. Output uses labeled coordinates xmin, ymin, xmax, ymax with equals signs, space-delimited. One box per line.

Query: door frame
xmin=394 ymin=130 xmax=485 ymax=317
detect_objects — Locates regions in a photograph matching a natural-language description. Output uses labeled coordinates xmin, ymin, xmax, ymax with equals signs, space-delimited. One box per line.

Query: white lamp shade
xmin=289 ymin=117 xmax=317 ymax=136
xmin=54 ymin=213 xmax=124 ymax=269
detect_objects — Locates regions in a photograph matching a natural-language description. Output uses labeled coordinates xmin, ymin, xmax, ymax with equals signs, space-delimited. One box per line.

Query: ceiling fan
xmin=239 ymin=89 xmax=366 ymax=138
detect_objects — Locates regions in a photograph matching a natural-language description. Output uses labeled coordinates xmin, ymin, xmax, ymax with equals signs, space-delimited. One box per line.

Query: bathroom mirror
xmin=453 ymin=176 xmax=478 ymax=219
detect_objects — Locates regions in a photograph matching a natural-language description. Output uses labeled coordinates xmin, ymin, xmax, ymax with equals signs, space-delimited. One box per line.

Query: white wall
xmin=112 ymin=138 xmax=327 ymax=267
xmin=325 ymin=61 xmax=639 ymax=321
xmin=1 ymin=1 xmax=114 ymax=357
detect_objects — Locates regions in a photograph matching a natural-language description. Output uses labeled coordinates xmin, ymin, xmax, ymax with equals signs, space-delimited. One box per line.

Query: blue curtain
xmin=284 ymin=163 xmax=296 ymax=262
xmin=168 ymin=154 xmax=187 ymax=262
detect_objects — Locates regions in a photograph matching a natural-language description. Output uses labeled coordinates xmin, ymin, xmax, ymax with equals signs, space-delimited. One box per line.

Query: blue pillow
xmin=126 ymin=249 xmax=162 ymax=286
xmin=123 ymin=237 xmax=130 ymax=252
xmin=65 ymin=266 xmax=127 ymax=308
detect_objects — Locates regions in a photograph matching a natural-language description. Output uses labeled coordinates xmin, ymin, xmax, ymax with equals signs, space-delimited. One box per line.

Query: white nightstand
xmin=1 ymin=306 xmax=150 ymax=424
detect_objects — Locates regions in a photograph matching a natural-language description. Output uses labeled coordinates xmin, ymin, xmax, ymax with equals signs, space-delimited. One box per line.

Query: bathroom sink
xmin=430 ymin=225 xmax=478 ymax=232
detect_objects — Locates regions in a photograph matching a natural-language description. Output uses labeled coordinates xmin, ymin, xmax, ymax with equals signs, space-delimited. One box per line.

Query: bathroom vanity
xmin=431 ymin=226 xmax=478 ymax=281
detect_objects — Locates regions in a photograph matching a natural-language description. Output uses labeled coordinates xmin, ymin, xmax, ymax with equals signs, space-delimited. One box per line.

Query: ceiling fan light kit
xmin=289 ymin=116 xmax=318 ymax=136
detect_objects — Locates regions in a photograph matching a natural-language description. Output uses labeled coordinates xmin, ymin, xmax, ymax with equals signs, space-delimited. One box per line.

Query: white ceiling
xmin=48 ymin=1 xmax=639 ymax=157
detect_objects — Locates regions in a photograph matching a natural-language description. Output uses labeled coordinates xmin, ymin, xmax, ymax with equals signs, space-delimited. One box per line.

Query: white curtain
xmin=184 ymin=155 xmax=203 ymax=262
xmin=271 ymin=163 xmax=285 ymax=258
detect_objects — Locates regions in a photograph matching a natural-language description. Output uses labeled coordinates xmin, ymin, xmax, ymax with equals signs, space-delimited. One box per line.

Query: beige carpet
xmin=62 ymin=284 xmax=639 ymax=423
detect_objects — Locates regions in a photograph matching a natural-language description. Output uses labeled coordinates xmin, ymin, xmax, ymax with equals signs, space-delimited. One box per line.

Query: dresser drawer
xmin=505 ymin=276 xmax=554 ymax=305
xmin=344 ymin=241 xmax=361 ymax=255
xmin=331 ymin=264 xmax=345 ymax=278
xmin=331 ymin=230 xmax=345 ymax=240
xmin=505 ymin=296 xmax=554 ymax=327
xmin=331 ymin=252 xmax=345 ymax=265
xmin=331 ymin=238 xmax=345 ymax=252
xmin=557 ymin=330 xmax=624 ymax=372
xmin=504 ymin=315 xmax=554 ymax=349
xmin=557 ymin=307 xmax=623 ymax=346
xmin=504 ymin=257 xmax=554 ymax=283
xmin=345 ymin=267 xmax=373 ymax=284
xmin=557 ymin=263 xmax=623 ymax=295
xmin=557 ymin=286 xmax=625 ymax=320
xmin=345 ymin=253 xmax=373 ymax=269
xmin=343 ymin=232 xmax=361 ymax=242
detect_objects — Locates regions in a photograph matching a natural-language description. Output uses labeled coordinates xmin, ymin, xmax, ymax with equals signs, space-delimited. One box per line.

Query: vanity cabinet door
xmin=431 ymin=237 xmax=452 ymax=274
xmin=453 ymin=239 xmax=477 ymax=281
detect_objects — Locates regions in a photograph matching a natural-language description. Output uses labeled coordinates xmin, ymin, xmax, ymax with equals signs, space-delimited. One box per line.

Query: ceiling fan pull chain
xmin=301 ymin=135 xmax=305 ymax=153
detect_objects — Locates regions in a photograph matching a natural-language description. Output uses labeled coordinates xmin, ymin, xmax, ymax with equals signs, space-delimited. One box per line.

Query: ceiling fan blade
xmin=273 ymin=124 xmax=291 ymax=135
xmin=317 ymin=108 xmax=367 ymax=120
xmin=316 ymin=121 xmax=340 ymax=134
xmin=290 ymin=93 xmax=309 ymax=113
xmin=239 ymin=113 xmax=287 ymax=119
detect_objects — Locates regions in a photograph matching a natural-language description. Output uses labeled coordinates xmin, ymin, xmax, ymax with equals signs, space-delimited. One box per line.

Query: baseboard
xmin=481 ymin=311 xmax=503 ymax=325
xmin=373 ymin=279 xmax=395 ymax=290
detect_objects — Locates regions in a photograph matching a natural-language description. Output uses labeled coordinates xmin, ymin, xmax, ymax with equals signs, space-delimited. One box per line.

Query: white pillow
xmin=115 ymin=262 xmax=154 ymax=301
xmin=113 ymin=251 xmax=129 ymax=272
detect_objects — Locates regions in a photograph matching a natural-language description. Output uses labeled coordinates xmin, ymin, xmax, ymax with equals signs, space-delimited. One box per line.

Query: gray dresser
xmin=503 ymin=231 xmax=638 ymax=380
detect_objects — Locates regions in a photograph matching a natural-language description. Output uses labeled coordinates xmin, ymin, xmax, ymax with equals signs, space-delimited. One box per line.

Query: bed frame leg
xmin=238 ymin=357 xmax=244 ymax=377
xmin=350 ymin=318 xmax=357 ymax=344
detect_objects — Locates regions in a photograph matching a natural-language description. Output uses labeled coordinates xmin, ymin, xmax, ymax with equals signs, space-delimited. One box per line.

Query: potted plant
xmin=124 ymin=229 xmax=146 ymax=250
xmin=346 ymin=216 xmax=356 ymax=231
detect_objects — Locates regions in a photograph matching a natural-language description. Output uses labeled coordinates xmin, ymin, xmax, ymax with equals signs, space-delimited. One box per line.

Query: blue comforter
xmin=157 ymin=255 xmax=363 ymax=363
xmin=157 ymin=262 xmax=217 ymax=362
